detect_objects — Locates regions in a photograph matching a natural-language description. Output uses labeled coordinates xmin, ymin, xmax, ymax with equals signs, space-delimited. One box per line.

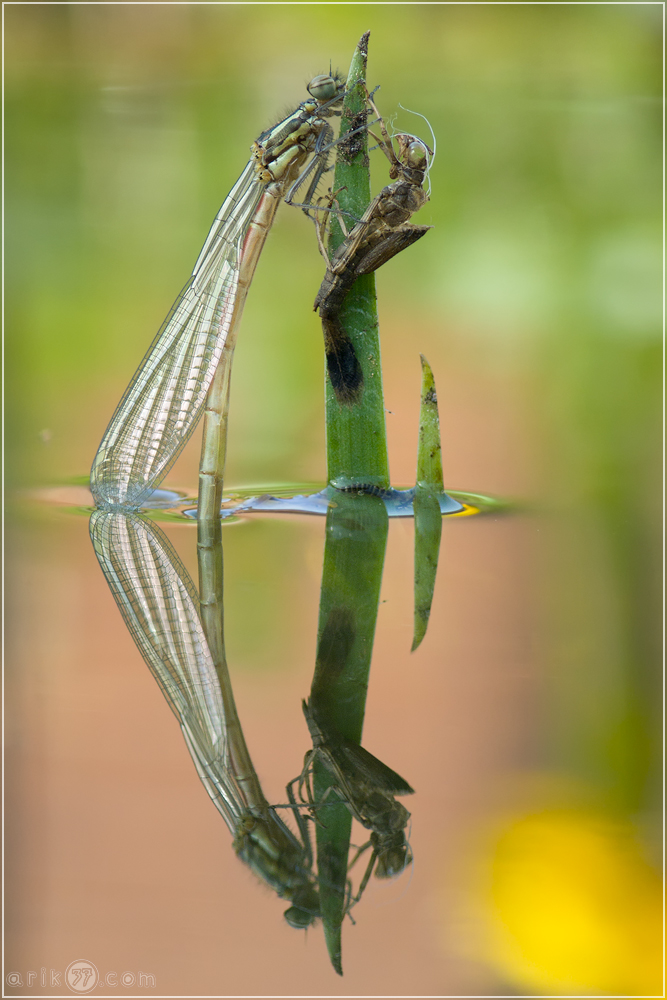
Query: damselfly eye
xmin=407 ymin=141 xmax=428 ymax=169
xmin=307 ymin=74 xmax=339 ymax=102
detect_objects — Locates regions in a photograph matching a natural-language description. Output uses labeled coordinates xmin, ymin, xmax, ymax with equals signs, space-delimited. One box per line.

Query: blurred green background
xmin=5 ymin=4 xmax=662 ymax=994
xmin=6 ymin=4 xmax=661 ymax=490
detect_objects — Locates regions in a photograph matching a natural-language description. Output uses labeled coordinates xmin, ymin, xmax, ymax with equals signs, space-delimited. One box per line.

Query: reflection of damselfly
xmin=314 ymin=93 xmax=433 ymax=403
xmin=90 ymin=74 xmax=347 ymax=510
xmin=89 ymin=510 xmax=321 ymax=927
xmin=298 ymin=699 xmax=414 ymax=905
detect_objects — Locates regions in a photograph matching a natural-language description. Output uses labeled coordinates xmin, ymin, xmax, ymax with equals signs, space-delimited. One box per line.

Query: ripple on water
xmin=29 ymin=480 xmax=508 ymax=522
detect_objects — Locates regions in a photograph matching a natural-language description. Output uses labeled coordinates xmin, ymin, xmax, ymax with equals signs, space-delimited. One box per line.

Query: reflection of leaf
xmin=412 ymin=356 xmax=444 ymax=651
xmin=412 ymin=488 xmax=443 ymax=651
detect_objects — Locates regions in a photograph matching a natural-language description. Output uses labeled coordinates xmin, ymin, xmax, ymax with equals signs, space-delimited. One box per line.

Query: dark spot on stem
xmin=314 ymin=607 xmax=356 ymax=680
xmin=339 ymin=107 xmax=369 ymax=162
xmin=323 ymin=319 xmax=363 ymax=404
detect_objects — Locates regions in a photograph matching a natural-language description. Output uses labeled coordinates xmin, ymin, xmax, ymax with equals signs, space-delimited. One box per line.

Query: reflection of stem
xmin=310 ymin=489 xmax=388 ymax=974
xmin=195 ymin=517 xmax=323 ymax=930
xmin=197 ymin=514 xmax=267 ymax=810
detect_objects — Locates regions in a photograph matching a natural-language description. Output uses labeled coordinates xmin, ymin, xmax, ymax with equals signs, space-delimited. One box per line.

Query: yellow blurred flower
xmin=482 ymin=809 xmax=662 ymax=995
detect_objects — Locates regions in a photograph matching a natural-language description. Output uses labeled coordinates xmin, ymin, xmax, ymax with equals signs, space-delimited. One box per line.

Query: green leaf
xmin=416 ymin=354 xmax=444 ymax=490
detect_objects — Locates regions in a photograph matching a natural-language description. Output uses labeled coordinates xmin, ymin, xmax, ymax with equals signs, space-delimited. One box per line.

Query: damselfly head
xmin=396 ymin=106 xmax=437 ymax=194
xmin=407 ymin=140 xmax=429 ymax=169
xmin=394 ymin=132 xmax=432 ymax=170
xmin=283 ymin=884 xmax=320 ymax=929
xmin=307 ymin=73 xmax=345 ymax=104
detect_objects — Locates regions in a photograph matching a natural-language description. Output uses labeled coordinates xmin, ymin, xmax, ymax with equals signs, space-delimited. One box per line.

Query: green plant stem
xmin=325 ymin=32 xmax=389 ymax=490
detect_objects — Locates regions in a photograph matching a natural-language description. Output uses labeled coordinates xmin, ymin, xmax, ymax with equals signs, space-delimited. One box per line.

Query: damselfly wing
xmin=90 ymin=75 xmax=345 ymax=509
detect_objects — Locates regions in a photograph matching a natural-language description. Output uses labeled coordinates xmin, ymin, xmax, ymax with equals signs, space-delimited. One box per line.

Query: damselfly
xmin=89 ymin=510 xmax=321 ymax=927
xmin=314 ymin=94 xmax=433 ymax=403
xmin=90 ymin=74 xmax=346 ymax=511
xmin=298 ymin=698 xmax=414 ymax=906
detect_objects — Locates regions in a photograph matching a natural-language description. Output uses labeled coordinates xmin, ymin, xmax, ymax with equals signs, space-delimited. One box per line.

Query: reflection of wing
xmin=90 ymin=510 xmax=245 ymax=832
xmin=327 ymin=737 xmax=414 ymax=796
xmin=90 ymin=160 xmax=265 ymax=509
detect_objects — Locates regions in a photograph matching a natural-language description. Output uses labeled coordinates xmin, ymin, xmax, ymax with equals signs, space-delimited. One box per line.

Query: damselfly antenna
xmin=397 ymin=104 xmax=436 ymax=195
